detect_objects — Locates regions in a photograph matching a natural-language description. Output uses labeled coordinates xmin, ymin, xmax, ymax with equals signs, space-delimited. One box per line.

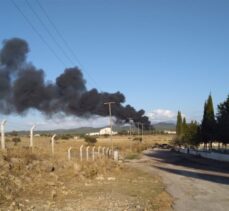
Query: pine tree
xmin=201 ymin=94 xmax=216 ymax=149
xmin=216 ymin=95 xmax=229 ymax=147
xmin=176 ymin=111 xmax=183 ymax=136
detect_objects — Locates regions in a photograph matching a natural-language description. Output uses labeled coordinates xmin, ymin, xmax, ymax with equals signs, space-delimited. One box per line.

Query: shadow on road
xmin=144 ymin=149 xmax=229 ymax=185
xmin=154 ymin=165 xmax=229 ymax=185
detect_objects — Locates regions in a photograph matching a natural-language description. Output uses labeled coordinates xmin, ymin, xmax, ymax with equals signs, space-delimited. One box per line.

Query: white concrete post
xmin=114 ymin=150 xmax=119 ymax=161
xmin=92 ymin=146 xmax=95 ymax=161
xmin=30 ymin=125 xmax=36 ymax=149
xmin=86 ymin=146 xmax=90 ymax=161
xmin=102 ymin=147 xmax=105 ymax=156
xmin=51 ymin=134 xmax=56 ymax=156
xmin=68 ymin=147 xmax=72 ymax=161
xmin=1 ymin=120 xmax=7 ymax=150
xmin=80 ymin=145 xmax=84 ymax=161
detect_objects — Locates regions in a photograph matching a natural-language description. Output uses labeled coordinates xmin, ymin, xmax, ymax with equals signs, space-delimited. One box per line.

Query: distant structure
xmin=86 ymin=127 xmax=118 ymax=136
xmin=164 ymin=130 xmax=176 ymax=134
xmin=87 ymin=132 xmax=100 ymax=136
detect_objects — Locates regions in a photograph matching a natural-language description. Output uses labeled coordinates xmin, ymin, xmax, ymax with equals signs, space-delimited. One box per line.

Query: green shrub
xmin=133 ymin=137 xmax=142 ymax=142
xmin=56 ymin=134 xmax=74 ymax=140
xmin=12 ymin=137 xmax=21 ymax=145
xmin=84 ymin=136 xmax=97 ymax=145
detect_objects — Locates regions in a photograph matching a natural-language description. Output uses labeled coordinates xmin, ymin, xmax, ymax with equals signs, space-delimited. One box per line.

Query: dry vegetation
xmin=0 ymin=134 xmax=174 ymax=210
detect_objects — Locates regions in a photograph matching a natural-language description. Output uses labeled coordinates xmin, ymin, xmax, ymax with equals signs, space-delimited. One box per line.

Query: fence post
xmin=68 ymin=147 xmax=72 ymax=161
xmin=102 ymin=147 xmax=105 ymax=156
xmin=51 ymin=134 xmax=56 ymax=156
xmin=114 ymin=150 xmax=119 ymax=161
xmin=30 ymin=125 xmax=36 ymax=151
xmin=92 ymin=146 xmax=95 ymax=161
xmin=80 ymin=145 xmax=84 ymax=161
xmin=86 ymin=146 xmax=90 ymax=161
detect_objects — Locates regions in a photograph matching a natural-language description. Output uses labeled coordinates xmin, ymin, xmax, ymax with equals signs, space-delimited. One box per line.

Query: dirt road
xmin=129 ymin=149 xmax=229 ymax=211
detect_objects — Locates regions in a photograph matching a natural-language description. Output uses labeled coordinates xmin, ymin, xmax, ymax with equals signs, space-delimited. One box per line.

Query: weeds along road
xmin=128 ymin=148 xmax=229 ymax=211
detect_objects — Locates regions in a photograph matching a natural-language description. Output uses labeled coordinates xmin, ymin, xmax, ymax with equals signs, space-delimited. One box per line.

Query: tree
xmin=201 ymin=94 xmax=216 ymax=149
xmin=182 ymin=121 xmax=200 ymax=147
xmin=216 ymin=95 xmax=229 ymax=147
xmin=182 ymin=117 xmax=188 ymax=135
xmin=176 ymin=111 xmax=183 ymax=136
xmin=84 ymin=136 xmax=97 ymax=145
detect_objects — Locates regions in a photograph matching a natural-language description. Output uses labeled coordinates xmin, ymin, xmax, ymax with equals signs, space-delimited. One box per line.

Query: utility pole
xmin=129 ymin=118 xmax=133 ymax=151
xmin=104 ymin=102 xmax=115 ymax=151
xmin=128 ymin=118 xmax=132 ymax=136
xmin=137 ymin=122 xmax=140 ymax=140
xmin=141 ymin=123 xmax=144 ymax=142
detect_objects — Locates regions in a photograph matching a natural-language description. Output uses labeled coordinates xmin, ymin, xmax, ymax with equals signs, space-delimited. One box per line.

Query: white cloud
xmin=1 ymin=111 xmax=111 ymax=131
xmin=35 ymin=115 xmax=110 ymax=130
xmin=147 ymin=109 xmax=177 ymax=123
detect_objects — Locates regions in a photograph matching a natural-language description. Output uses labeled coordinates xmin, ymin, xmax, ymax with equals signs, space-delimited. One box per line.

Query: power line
xmin=10 ymin=0 xmax=67 ymax=68
xmin=36 ymin=0 xmax=101 ymax=90
xmin=25 ymin=0 xmax=75 ymax=66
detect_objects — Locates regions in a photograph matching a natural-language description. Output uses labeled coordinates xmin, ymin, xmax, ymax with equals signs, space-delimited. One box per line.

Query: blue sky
xmin=0 ymin=0 xmax=229 ymax=130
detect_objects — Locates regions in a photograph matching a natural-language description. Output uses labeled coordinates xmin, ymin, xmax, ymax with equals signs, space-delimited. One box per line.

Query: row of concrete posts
xmin=0 ymin=121 xmax=119 ymax=161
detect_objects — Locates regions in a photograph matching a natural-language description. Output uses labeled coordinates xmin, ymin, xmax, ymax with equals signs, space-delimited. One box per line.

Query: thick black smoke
xmin=0 ymin=38 xmax=150 ymax=128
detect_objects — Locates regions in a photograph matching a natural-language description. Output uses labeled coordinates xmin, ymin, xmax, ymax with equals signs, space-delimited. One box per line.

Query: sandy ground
xmin=128 ymin=148 xmax=229 ymax=211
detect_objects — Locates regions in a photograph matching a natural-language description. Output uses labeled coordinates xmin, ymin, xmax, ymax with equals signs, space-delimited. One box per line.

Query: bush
xmin=118 ymin=130 xmax=128 ymax=135
xmin=84 ymin=136 xmax=97 ymax=145
xmin=56 ymin=134 xmax=74 ymax=140
xmin=9 ymin=131 xmax=18 ymax=137
xmin=133 ymin=137 xmax=142 ymax=142
xmin=12 ymin=137 xmax=21 ymax=146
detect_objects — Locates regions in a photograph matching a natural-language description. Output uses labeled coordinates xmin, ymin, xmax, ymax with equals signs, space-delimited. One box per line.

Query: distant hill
xmin=10 ymin=125 xmax=131 ymax=135
xmin=152 ymin=122 xmax=176 ymax=131
xmin=7 ymin=122 xmax=176 ymax=135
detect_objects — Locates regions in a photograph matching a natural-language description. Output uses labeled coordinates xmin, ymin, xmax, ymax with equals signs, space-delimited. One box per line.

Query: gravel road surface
xmin=129 ymin=149 xmax=229 ymax=211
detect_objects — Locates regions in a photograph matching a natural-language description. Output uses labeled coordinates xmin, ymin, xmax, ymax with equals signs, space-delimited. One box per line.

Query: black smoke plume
xmin=0 ymin=38 xmax=150 ymax=128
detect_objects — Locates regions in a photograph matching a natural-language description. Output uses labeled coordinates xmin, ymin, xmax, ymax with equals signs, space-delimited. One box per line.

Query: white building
xmin=86 ymin=132 xmax=100 ymax=136
xmin=86 ymin=127 xmax=117 ymax=136
xmin=99 ymin=127 xmax=117 ymax=135
xmin=164 ymin=130 xmax=176 ymax=134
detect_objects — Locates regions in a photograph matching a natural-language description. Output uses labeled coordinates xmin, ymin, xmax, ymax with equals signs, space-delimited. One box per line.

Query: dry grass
xmin=4 ymin=134 xmax=174 ymax=161
xmin=0 ymin=134 xmax=174 ymax=210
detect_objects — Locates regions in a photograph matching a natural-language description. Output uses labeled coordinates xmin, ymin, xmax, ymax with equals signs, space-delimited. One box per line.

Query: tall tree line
xmin=175 ymin=94 xmax=229 ymax=149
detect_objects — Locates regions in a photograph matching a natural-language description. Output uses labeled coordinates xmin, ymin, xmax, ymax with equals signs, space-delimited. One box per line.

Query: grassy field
xmin=0 ymin=134 xmax=174 ymax=210
xmin=5 ymin=134 xmax=174 ymax=159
